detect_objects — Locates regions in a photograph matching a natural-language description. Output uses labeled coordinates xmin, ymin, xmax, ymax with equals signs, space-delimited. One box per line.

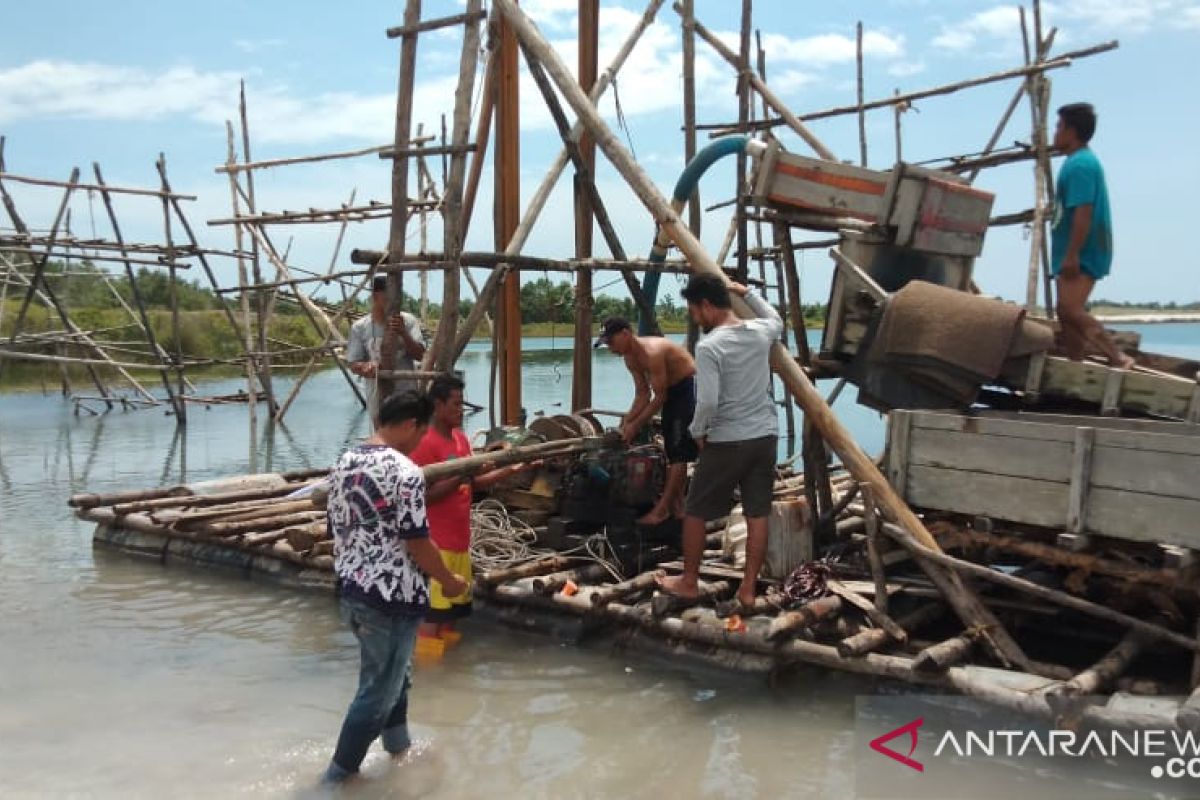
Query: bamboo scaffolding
xmin=697 ymin=40 xmax=1118 ymax=133
xmin=206 ymin=200 xmax=438 ymax=227
xmin=447 ymin=0 xmax=668 ymax=365
xmin=426 ymin=0 xmax=482 ymax=373
xmin=0 ymin=171 xmax=198 ymax=200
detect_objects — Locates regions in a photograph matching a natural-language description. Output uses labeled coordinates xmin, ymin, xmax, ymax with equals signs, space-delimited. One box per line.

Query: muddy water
xmin=1 ymin=327 xmax=1193 ymax=798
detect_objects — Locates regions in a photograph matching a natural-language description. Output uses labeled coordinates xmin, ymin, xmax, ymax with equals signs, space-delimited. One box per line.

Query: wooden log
xmin=1051 ymin=630 xmax=1147 ymax=697
xmin=493 ymin=0 xmax=1030 ymax=671
xmin=827 ymin=579 xmax=907 ymax=643
xmin=651 ymin=579 xmax=731 ymax=618
xmin=883 ymin=522 xmax=1200 ymax=654
xmin=932 ymin=522 xmax=1188 ymax=594
xmin=285 ymin=525 xmax=326 ymax=553
xmin=531 ymin=562 xmax=610 ymax=594
xmin=766 ymin=595 xmax=844 ymax=641
xmin=913 ymin=633 xmax=975 ymax=673
xmin=202 ymin=511 xmax=324 ymax=537
xmin=589 ymin=570 xmax=663 ymax=607
xmin=422 ymin=437 xmax=588 ymax=483
xmin=70 ymin=485 xmax=190 ymax=509
xmin=112 ymin=481 xmax=318 ymax=515
xmin=308 ymin=554 xmax=335 ymax=571
xmin=212 ymin=498 xmax=316 ymax=524
xmin=605 ymin=602 xmax=940 ymax=685
xmin=310 ymin=540 xmax=334 ymax=558
xmin=240 ymin=529 xmax=294 ymax=549
xmin=1177 ymin=686 xmax=1200 ymax=732
xmin=862 ymin=487 xmax=889 ymax=614
xmin=838 ymin=603 xmax=945 ymax=658
xmin=478 ymin=556 xmax=576 ymax=587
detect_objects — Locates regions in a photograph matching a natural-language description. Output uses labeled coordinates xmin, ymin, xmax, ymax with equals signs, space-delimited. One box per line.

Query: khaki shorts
xmin=684 ymin=435 xmax=777 ymax=520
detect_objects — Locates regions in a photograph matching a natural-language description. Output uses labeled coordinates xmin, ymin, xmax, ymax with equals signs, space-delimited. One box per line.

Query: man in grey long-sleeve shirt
xmin=658 ymin=274 xmax=782 ymax=611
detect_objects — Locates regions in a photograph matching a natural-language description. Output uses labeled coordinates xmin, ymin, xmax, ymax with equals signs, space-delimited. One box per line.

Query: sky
xmin=1 ymin=0 xmax=1197 ymax=310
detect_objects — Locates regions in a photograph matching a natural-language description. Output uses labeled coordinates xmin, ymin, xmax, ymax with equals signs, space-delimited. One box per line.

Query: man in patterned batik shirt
xmin=323 ymin=390 xmax=468 ymax=783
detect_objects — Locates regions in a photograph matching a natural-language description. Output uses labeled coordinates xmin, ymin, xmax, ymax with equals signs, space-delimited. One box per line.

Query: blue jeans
xmin=325 ymin=596 xmax=420 ymax=781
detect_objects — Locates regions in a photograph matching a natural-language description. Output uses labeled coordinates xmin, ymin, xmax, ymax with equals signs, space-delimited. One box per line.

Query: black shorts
xmin=684 ymin=435 xmax=778 ymax=520
xmin=662 ymin=375 xmax=699 ymax=464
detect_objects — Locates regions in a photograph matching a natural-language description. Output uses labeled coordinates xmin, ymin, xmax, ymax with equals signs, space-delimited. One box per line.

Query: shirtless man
xmin=595 ymin=317 xmax=698 ymax=525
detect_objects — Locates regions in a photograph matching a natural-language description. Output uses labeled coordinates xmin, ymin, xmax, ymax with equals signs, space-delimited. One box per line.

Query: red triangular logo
xmin=869 ymin=717 xmax=924 ymax=772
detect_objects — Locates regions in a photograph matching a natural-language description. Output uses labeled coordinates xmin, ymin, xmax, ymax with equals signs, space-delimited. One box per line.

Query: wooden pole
xmin=447 ymin=0 xmax=667 ymax=363
xmin=93 ymin=164 xmax=178 ymax=409
xmin=518 ymin=42 xmax=658 ymax=328
xmin=379 ymin=0 xmax=422 ymax=403
xmin=156 ymin=153 xmax=187 ymax=423
xmin=674 ymin=2 xmax=836 ymax=161
xmin=571 ymin=0 xmax=598 ymax=413
xmin=734 ymin=0 xmax=752 ymax=283
xmin=224 ymin=122 xmax=259 ymax=458
xmin=429 ymin=0 xmax=483 ymax=373
xmin=856 ymin=21 xmax=868 ymax=167
xmin=239 ymin=82 xmax=277 ymax=416
xmin=493 ymin=0 xmax=1031 ymax=670
xmin=681 ymin=0 xmax=701 ymax=353
xmin=496 ymin=0 xmax=522 ymax=425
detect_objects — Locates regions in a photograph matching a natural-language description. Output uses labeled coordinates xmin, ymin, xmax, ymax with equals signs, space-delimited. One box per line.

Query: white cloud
xmin=932 ymin=1 xmax=1198 ymax=54
xmin=931 ymin=5 xmax=1022 ymax=53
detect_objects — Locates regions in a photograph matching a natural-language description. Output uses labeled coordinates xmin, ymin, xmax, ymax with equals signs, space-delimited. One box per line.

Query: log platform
xmin=71 ymin=452 xmax=1200 ymax=733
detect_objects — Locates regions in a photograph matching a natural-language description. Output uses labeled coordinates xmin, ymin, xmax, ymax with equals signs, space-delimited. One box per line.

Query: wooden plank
xmin=907 ymin=426 xmax=1072 ymax=483
xmin=980 ymin=409 xmax=1200 ymax=437
xmin=1188 ymin=382 xmax=1200 ymax=425
xmin=1090 ymin=447 xmax=1200 ymax=501
xmin=1100 ymin=368 xmax=1124 ymax=416
xmin=1038 ymin=356 xmax=1193 ymax=419
xmin=910 ymin=410 xmax=1077 ymax=443
xmin=886 ymin=410 xmax=913 ymax=497
xmin=1087 ymin=489 xmax=1200 ymax=548
xmin=906 ymin=464 xmax=1068 ymax=528
xmin=1094 ymin=427 xmax=1200 ymax=457
xmin=1024 ymin=351 xmax=1046 ymax=401
xmin=1066 ymin=427 xmax=1095 ymax=534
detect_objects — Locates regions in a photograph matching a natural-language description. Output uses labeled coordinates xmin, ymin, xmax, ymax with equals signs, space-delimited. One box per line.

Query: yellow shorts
xmin=428 ymin=548 xmax=473 ymax=621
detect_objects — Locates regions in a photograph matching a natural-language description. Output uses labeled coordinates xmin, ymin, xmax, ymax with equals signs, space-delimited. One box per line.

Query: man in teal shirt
xmin=1050 ymin=102 xmax=1134 ymax=368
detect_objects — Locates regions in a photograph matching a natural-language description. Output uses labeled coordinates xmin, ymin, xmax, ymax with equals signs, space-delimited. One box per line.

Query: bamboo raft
xmin=71 ymin=422 xmax=1200 ymax=733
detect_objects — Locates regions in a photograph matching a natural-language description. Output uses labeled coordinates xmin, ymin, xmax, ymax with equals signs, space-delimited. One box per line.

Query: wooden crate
xmin=753 ymin=146 xmax=994 ymax=257
xmin=886 ymin=409 xmax=1200 ymax=548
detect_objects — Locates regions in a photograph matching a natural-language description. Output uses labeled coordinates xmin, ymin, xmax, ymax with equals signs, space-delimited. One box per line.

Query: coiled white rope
xmin=469 ymin=498 xmax=624 ymax=580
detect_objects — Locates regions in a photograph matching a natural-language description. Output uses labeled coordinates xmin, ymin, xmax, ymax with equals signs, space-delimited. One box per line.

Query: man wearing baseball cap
xmin=346 ymin=276 xmax=426 ymax=422
xmin=595 ymin=316 xmax=698 ymax=525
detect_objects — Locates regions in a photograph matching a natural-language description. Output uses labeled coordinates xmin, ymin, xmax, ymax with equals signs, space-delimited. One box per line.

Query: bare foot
xmin=637 ymin=506 xmax=670 ymax=526
xmin=735 ymin=589 xmax=757 ymax=610
xmin=655 ymin=573 xmax=699 ymax=601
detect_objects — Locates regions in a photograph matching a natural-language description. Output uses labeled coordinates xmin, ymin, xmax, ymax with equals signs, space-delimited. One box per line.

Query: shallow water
xmin=0 ymin=327 xmax=1194 ymax=798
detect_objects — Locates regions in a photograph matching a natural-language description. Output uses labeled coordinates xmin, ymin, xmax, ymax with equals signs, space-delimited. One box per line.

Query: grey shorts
xmin=684 ymin=435 xmax=778 ymax=520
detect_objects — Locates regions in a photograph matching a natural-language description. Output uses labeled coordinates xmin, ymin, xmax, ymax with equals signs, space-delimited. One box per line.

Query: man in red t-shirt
xmin=409 ymin=374 xmax=531 ymax=646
